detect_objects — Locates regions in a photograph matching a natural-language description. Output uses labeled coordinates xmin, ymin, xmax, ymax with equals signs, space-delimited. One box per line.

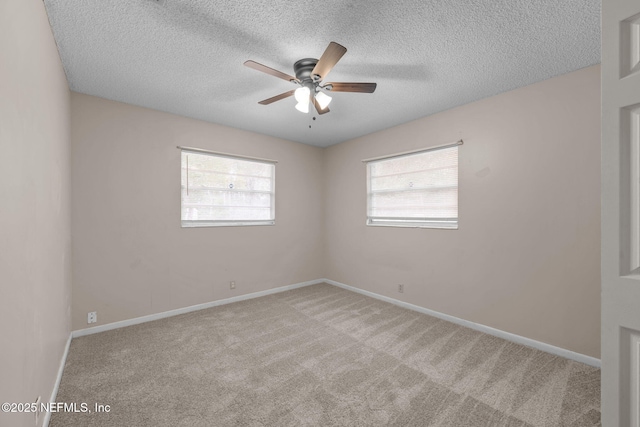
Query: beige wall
xmin=0 ymin=0 xmax=72 ymax=426
xmin=324 ymin=65 xmax=601 ymax=358
xmin=70 ymin=67 xmax=600 ymax=358
xmin=70 ymin=93 xmax=325 ymax=329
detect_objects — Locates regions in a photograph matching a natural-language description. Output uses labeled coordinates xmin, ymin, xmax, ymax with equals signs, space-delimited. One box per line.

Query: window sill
xmin=182 ymin=220 xmax=275 ymax=228
xmin=366 ymin=220 xmax=457 ymax=229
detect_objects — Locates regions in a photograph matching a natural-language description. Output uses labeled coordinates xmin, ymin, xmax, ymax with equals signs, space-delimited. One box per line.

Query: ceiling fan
xmin=244 ymin=42 xmax=377 ymax=115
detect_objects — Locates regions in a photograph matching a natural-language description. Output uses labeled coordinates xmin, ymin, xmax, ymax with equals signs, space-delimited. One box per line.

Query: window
xmin=366 ymin=144 xmax=459 ymax=229
xmin=180 ymin=148 xmax=275 ymax=227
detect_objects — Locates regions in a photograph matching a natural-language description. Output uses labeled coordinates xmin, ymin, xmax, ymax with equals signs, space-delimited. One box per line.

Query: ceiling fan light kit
xmin=315 ymin=91 xmax=332 ymax=110
xmin=295 ymin=102 xmax=310 ymax=114
xmin=294 ymin=87 xmax=310 ymax=113
xmin=294 ymin=86 xmax=310 ymax=103
xmin=244 ymin=42 xmax=377 ymax=116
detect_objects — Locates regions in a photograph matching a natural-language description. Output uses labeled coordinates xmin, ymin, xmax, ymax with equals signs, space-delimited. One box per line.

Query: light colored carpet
xmin=50 ymin=283 xmax=600 ymax=426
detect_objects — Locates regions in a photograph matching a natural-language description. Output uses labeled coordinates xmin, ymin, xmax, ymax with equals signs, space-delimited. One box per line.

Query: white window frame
xmin=179 ymin=147 xmax=276 ymax=228
xmin=364 ymin=141 xmax=461 ymax=229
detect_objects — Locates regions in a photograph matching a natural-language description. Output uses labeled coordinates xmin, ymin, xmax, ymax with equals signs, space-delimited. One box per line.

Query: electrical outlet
xmin=230 ymin=281 xmax=236 ymax=290
xmin=398 ymin=284 xmax=404 ymax=293
xmin=87 ymin=311 xmax=97 ymax=324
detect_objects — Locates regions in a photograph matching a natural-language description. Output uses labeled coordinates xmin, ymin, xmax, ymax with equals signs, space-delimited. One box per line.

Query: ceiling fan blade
xmin=244 ymin=60 xmax=299 ymax=83
xmin=311 ymin=42 xmax=347 ymax=81
xmin=258 ymin=90 xmax=296 ymax=105
xmin=325 ymin=82 xmax=377 ymax=93
xmin=312 ymin=97 xmax=330 ymax=115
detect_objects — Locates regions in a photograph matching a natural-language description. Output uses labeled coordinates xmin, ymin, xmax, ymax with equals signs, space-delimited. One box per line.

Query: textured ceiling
xmin=44 ymin=0 xmax=600 ymax=147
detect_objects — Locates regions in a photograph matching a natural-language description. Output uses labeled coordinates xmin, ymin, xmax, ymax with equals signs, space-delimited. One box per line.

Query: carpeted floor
xmin=50 ymin=283 xmax=600 ymax=426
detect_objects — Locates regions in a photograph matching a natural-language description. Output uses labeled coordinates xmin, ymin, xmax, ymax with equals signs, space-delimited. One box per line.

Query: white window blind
xmin=366 ymin=145 xmax=458 ymax=229
xmin=180 ymin=149 xmax=275 ymax=227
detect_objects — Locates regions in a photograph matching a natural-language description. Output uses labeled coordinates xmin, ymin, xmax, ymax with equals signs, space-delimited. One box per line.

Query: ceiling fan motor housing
xmin=293 ymin=58 xmax=319 ymax=83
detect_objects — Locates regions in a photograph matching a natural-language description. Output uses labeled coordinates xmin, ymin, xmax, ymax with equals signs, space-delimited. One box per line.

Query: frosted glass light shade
xmin=294 ymin=87 xmax=310 ymax=113
xmin=294 ymin=87 xmax=310 ymax=103
xmin=315 ymin=91 xmax=332 ymax=109
xmin=295 ymin=101 xmax=309 ymax=113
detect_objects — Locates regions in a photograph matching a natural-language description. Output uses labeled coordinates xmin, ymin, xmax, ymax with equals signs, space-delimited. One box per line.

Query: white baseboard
xmin=43 ymin=332 xmax=72 ymax=427
xmin=322 ymin=278 xmax=601 ymax=368
xmin=72 ymin=279 xmax=324 ymax=338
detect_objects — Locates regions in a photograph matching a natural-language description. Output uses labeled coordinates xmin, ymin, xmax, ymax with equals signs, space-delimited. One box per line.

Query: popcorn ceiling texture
xmin=43 ymin=0 xmax=600 ymax=147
